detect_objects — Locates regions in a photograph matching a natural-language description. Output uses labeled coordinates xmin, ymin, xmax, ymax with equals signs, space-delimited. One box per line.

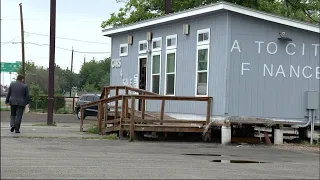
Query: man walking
xmin=5 ymin=74 xmax=30 ymax=133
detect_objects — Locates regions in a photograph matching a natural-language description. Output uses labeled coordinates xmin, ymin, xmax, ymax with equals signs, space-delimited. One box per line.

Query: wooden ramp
xmin=80 ymin=86 xmax=212 ymax=141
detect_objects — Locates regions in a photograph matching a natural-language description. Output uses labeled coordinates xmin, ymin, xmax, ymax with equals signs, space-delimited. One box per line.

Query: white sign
xmin=111 ymin=58 xmax=121 ymax=68
xmin=232 ymin=40 xmax=320 ymax=80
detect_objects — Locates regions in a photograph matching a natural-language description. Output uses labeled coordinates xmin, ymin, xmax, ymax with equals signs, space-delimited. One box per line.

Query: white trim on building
xmin=138 ymin=40 xmax=148 ymax=54
xmin=150 ymin=51 xmax=162 ymax=94
xmin=164 ymin=49 xmax=177 ymax=96
xmin=166 ymin=34 xmax=178 ymax=50
xmin=152 ymin=37 xmax=162 ymax=52
xmin=102 ymin=2 xmax=320 ymax=36
xmin=197 ymin=28 xmax=211 ymax=46
xmin=119 ymin=44 xmax=128 ymax=57
xmin=195 ymin=44 xmax=210 ymax=97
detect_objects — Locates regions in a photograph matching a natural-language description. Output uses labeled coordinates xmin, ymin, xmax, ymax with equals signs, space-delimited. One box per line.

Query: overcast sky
xmin=1 ymin=0 xmax=123 ymax=85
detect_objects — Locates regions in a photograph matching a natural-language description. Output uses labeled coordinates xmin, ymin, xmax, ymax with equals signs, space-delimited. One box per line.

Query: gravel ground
xmin=274 ymin=143 xmax=320 ymax=154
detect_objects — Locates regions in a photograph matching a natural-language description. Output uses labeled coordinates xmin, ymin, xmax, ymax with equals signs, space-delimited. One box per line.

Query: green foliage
xmin=29 ymin=84 xmax=42 ymax=110
xmin=19 ymin=61 xmax=79 ymax=95
xmin=32 ymin=122 xmax=57 ymax=127
xmin=102 ymin=133 xmax=118 ymax=140
xmin=28 ymin=95 xmax=66 ymax=112
xmin=54 ymin=96 xmax=66 ymax=112
xmin=0 ymin=107 xmax=10 ymax=111
xmin=101 ymin=0 xmax=320 ymax=28
xmin=87 ymin=126 xmax=99 ymax=134
xmin=79 ymin=58 xmax=111 ymax=92
xmin=82 ymin=82 xmax=98 ymax=92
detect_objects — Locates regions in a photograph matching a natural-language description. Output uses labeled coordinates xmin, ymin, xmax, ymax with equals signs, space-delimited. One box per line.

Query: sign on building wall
xmin=111 ymin=58 xmax=121 ymax=68
xmin=231 ymin=40 xmax=320 ymax=80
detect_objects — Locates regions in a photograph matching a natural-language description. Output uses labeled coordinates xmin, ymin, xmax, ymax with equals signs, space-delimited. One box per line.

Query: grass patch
xmin=102 ymin=133 xmax=118 ymax=140
xmin=87 ymin=126 xmax=99 ymax=134
xmin=32 ymin=122 xmax=57 ymax=127
xmin=301 ymin=140 xmax=320 ymax=147
xmin=0 ymin=107 xmax=10 ymax=111
xmin=56 ymin=108 xmax=74 ymax=114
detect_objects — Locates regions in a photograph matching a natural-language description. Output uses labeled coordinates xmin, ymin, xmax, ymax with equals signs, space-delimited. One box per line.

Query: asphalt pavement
xmin=0 ymin=111 xmax=96 ymax=123
xmin=1 ymin=112 xmax=320 ymax=179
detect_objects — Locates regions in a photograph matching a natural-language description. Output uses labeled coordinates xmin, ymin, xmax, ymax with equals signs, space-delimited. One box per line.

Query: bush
xmin=87 ymin=126 xmax=99 ymax=134
xmin=54 ymin=96 xmax=66 ymax=112
xmin=29 ymin=95 xmax=66 ymax=113
xmin=56 ymin=108 xmax=73 ymax=114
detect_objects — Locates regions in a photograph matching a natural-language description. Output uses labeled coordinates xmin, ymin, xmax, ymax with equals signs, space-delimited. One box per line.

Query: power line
xmin=25 ymin=32 xmax=110 ymax=45
xmin=9 ymin=41 xmax=111 ymax=54
xmin=1 ymin=18 xmax=102 ymax=23
xmin=1 ymin=36 xmax=20 ymax=46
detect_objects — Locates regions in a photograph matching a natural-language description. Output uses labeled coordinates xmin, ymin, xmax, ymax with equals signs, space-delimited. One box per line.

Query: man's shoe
xmin=15 ymin=131 xmax=20 ymax=134
xmin=10 ymin=127 xmax=15 ymax=132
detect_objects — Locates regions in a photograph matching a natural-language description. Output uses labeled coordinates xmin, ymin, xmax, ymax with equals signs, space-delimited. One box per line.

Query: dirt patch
xmin=274 ymin=143 xmax=319 ymax=153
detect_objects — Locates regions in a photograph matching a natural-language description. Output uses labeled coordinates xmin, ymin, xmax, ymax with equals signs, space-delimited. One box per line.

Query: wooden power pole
xmin=70 ymin=47 xmax=74 ymax=72
xmin=19 ymin=3 xmax=25 ymax=75
xmin=69 ymin=47 xmax=74 ymax=96
xmin=47 ymin=0 xmax=56 ymax=125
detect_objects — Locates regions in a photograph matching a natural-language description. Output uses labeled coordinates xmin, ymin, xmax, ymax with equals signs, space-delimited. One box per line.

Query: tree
xmin=79 ymin=58 xmax=111 ymax=92
xmin=54 ymin=65 xmax=79 ymax=95
xmin=101 ymin=0 xmax=319 ymax=28
xmin=17 ymin=61 xmax=80 ymax=96
xmin=29 ymin=83 xmax=43 ymax=111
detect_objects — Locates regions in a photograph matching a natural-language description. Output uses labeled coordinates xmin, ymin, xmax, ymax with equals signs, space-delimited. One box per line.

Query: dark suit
xmin=5 ymin=81 xmax=31 ymax=131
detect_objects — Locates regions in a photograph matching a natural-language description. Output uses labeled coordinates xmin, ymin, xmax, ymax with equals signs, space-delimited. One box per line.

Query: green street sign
xmin=0 ymin=61 xmax=21 ymax=72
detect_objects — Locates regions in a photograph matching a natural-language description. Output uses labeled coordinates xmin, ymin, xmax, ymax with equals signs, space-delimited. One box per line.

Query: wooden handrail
xmin=100 ymin=85 xmax=159 ymax=99
xmin=80 ymin=87 xmax=213 ymax=135
xmin=130 ymin=96 xmax=136 ymax=141
xmin=81 ymin=95 xmax=122 ymax=109
xmin=121 ymin=95 xmax=211 ymax=101
xmin=81 ymin=95 xmax=212 ymax=113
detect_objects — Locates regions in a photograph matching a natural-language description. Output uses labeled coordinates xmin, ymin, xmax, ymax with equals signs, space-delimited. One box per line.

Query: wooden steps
xmin=80 ymin=85 xmax=212 ymax=141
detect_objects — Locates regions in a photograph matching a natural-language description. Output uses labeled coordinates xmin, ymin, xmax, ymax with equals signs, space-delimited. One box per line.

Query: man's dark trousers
xmin=10 ymin=105 xmax=25 ymax=132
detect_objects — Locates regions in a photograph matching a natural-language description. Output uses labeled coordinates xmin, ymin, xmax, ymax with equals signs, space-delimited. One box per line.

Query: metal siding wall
xmin=228 ymin=13 xmax=320 ymax=121
xmin=110 ymin=12 xmax=228 ymax=116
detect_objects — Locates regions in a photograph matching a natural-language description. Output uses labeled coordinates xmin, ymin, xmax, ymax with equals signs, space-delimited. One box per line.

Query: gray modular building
xmin=102 ymin=2 xmax=320 ymax=124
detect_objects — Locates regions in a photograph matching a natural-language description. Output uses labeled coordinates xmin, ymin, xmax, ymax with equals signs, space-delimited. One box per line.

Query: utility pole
xmin=47 ymin=0 xmax=56 ymax=125
xmin=70 ymin=47 xmax=74 ymax=72
xmin=19 ymin=3 xmax=25 ymax=75
xmin=84 ymin=55 xmax=86 ymax=64
xmin=69 ymin=47 xmax=74 ymax=96
xmin=165 ymin=0 xmax=172 ymax=14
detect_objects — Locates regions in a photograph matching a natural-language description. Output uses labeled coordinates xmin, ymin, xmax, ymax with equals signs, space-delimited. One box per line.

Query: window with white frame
xmin=152 ymin=37 xmax=162 ymax=51
xmin=151 ymin=52 xmax=161 ymax=94
xmin=197 ymin=28 xmax=210 ymax=45
xmin=166 ymin=34 xmax=177 ymax=49
xmin=139 ymin=40 xmax=148 ymax=54
xmin=119 ymin=44 xmax=128 ymax=56
xmin=165 ymin=49 xmax=176 ymax=95
xmin=196 ymin=45 xmax=209 ymax=96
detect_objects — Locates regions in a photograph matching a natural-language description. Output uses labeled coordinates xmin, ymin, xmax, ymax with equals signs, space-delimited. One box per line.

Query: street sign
xmin=0 ymin=61 xmax=22 ymax=72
